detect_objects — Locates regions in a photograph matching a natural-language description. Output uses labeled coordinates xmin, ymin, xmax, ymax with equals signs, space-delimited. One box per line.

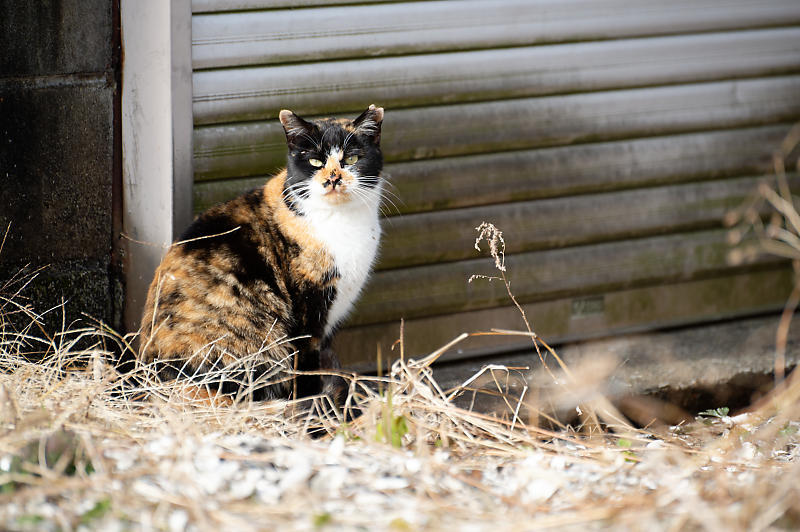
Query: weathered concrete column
xmin=121 ymin=0 xmax=193 ymax=335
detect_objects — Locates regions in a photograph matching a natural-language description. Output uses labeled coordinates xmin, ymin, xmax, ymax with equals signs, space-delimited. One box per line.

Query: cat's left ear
xmin=352 ymin=104 xmax=384 ymax=145
xmin=279 ymin=110 xmax=315 ymax=148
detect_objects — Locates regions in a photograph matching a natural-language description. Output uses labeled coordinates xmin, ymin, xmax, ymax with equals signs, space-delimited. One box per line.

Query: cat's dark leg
xmin=319 ymin=347 xmax=348 ymax=407
xmin=320 ymin=345 xmax=365 ymax=427
xmin=293 ymin=348 xmax=323 ymax=399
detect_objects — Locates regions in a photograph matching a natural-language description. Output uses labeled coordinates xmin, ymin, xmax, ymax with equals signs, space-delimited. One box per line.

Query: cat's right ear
xmin=279 ymin=110 xmax=314 ymax=148
xmin=352 ymin=104 xmax=384 ymax=145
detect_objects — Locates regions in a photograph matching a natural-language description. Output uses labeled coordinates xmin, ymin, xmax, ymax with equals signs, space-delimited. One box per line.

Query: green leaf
xmin=80 ymin=498 xmax=111 ymax=524
xmin=390 ymin=517 xmax=413 ymax=531
xmin=390 ymin=415 xmax=409 ymax=448
xmin=16 ymin=515 xmax=45 ymax=526
xmin=313 ymin=512 xmax=332 ymax=528
xmin=699 ymin=407 xmax=730 ymax=418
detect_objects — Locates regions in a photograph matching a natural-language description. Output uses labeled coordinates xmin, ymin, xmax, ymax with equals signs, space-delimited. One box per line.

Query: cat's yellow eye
xmin=344 ymin=155 xmax=359 ymax=165
xmin=308 ymin=158 xmax=323 ymax=167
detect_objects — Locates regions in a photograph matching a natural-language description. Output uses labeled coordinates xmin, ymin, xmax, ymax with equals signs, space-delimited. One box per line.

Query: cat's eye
xmin=344 ymin=155 xmax=359 ymax=165
xmin=308 ymin=158 xmax=323 ymax=167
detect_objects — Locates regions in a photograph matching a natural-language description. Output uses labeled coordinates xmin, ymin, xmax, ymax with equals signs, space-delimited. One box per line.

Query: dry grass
xmin=2 ymin=272 xmax=799 ymax=530
xmin=1 ymin=303 xmax=798 ymax=532
xmin=2 ymin=131 xmax=800 ymax=531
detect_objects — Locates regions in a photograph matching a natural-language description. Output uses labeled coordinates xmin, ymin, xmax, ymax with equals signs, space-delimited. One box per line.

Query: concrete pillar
xmin=121 ymin=0 xmax=193 ymax=334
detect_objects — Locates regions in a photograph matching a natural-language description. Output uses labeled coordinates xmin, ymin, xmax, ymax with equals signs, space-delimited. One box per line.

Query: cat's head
xmin=279 ymin=105 xmax=384 ymax=210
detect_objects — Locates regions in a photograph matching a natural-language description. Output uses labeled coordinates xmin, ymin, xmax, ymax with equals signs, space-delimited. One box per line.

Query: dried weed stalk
xmin=726 ymin=123 xmax=800 ymax=382
xmin=470 ymin=222 xmax=631 ymax=434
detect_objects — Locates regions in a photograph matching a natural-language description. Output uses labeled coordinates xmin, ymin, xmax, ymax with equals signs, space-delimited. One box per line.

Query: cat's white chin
xmin=299 ymin=182 xmax=382 ymax=336
xmin=319 ymin=188 xmax=352 ymax=205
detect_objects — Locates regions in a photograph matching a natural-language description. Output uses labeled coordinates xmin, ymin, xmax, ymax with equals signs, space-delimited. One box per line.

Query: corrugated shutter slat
xmin=353 ymin=229 xmax=783 ymax=326
xmin=193 ymin=28 xmax=800 ymax=125
xmin=190 ymin=0 xmax=800 ymax=365
xmin=194 ymin=77 xmax=800 ymax=181
xmin=378 ymin=175 xmax=800 ymax=270
xmin=194 ymin=124 xmax=789 ymax=214
xmin=192 ymin=0 xmax=800 ymax=68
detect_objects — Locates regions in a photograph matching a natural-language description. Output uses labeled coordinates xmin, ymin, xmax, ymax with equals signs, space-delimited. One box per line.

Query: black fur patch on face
xmin=280 ymin=108 xmax=384 ymax=199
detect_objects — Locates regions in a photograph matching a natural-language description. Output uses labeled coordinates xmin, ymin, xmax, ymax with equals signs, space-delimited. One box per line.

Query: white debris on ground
xmin=2 ymin=415 xmax=798 ymax=531
xmin=1 ymin=337 xmax=799 ymax=531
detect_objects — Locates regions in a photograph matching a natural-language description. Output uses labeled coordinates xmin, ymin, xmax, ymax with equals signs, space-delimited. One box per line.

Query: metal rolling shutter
xmin=191 ymin=0 xmax=800 ymax=367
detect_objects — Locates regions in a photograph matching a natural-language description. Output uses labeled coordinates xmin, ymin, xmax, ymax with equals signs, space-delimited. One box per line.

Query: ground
xmin=3 ymin=188 xmax=800 ymax=530
xmin=0 ymin=321 xmax=798 ymax=531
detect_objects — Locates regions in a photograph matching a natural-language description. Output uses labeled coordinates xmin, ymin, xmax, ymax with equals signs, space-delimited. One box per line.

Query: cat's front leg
xmin=319 ymin=347 xmax=348 ymax=407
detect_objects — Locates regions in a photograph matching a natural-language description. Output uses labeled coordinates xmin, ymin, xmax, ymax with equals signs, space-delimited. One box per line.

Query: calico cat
xmin=138 ymin=105 xmax=384 ymax=403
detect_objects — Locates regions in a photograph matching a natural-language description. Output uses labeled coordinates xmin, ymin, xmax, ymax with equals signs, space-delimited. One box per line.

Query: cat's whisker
xmin=359 ymin=185 xmax=385 ymax=207
xmin=299 ymin=132 xmax=322 ymax=151
xmin=353 ymin=180 xmax=382 ymax=200
xmin=380 ymin=177 xmax=398 ymax=190
xmin=379 ymin=200 xmax=402 ymax=217
xmin=322 ymin=127 xmax=336 ymax=144
xmin=281 ymin=181 xmax=311 ymax=203
xmin=280 ymin=187 xmax=297 ymax=202
xmin=342 ymin=129 xmax=356 ymax=151
xmin=347 ymin=187 xmax=374 ymax=211
xmin=352 ymin=181 xmax=401 ymax=215
xmin=283 ymin=180 xmax=308 ymax=194
xmin=356 ymin=175 xmax=402 ymax=198
xmin=373 ymin=181 xmax=401 ymax=199
xmin=378 ymin=193 xmax=406 ymax=215
xmin=376 ymin=195 xmax=401 ymax=218
xmin=375 ymin=187 xmax=404 ymax=205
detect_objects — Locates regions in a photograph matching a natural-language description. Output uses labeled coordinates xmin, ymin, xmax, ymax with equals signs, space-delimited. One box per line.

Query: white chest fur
xmin=303 ymin=195 xmax=382 ymax=337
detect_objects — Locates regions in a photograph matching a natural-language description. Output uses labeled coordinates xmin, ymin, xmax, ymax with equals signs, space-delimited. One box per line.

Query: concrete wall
xmin=0 ymin=0 xmax=121 ymax=332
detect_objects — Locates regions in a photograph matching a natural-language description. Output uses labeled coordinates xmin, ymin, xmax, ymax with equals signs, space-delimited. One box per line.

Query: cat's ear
xmin=279 ymin=110 xmax=314 ymax=148
xmin=352 ymin=104 xmax=384 ymax=145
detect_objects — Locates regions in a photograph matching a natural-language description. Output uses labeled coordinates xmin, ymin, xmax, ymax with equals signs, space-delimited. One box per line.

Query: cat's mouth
xmin=320 ymin=185 xmax=351 ymax=204
xmin=315 ymin=171 xmax=355 ymax=204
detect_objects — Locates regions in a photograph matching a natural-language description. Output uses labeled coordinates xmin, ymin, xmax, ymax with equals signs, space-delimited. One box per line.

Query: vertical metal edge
xmin=171 ymin=0 xmax=194 ymax=238
xmin=120 ymin=0 xmax=194 ymax=337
